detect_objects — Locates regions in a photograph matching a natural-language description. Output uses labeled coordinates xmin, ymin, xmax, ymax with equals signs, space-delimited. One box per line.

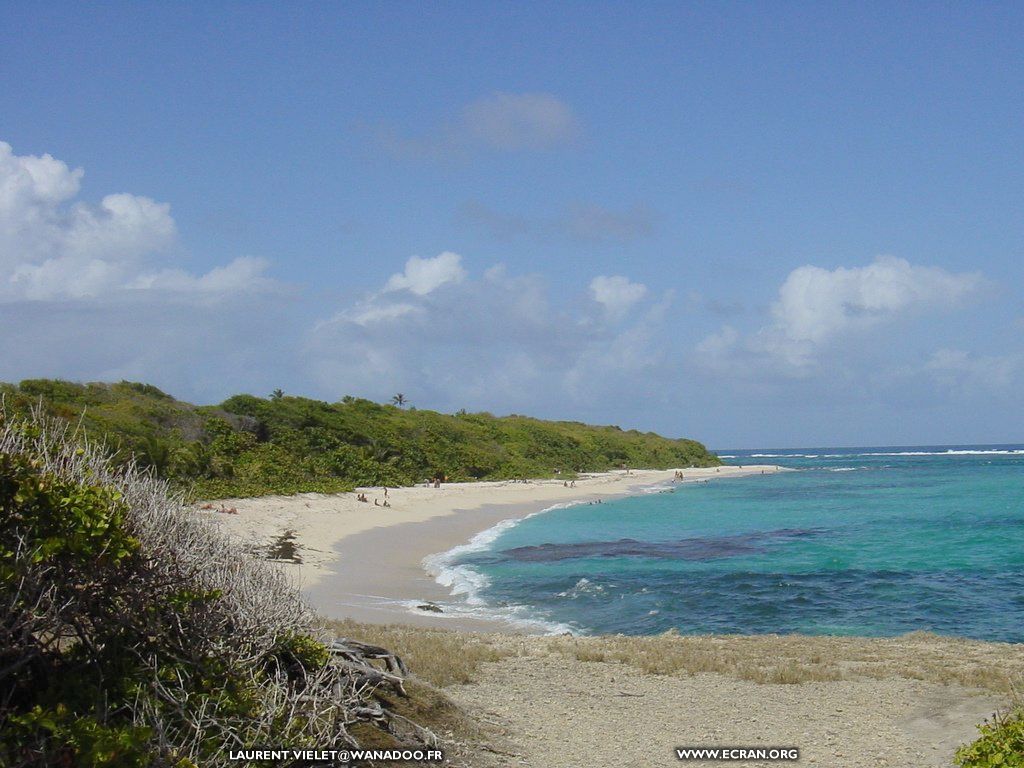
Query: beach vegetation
xmin=0 ymin=409 xmax=444 ymax=767
xmin=956 ymin=709 xmax=1024 ymax=767
xmin=0 ymin=379 xmax=720 ymax=499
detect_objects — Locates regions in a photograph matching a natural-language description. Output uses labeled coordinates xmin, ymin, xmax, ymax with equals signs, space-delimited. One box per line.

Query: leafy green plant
xmin=956 ymin=710 xmax=1024 ymax=767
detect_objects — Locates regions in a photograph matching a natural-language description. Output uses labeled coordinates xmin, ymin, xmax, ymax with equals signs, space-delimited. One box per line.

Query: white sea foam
xmin=420 ymin=499 xmax=590 ymax=635
xmin=556 ymin=577 xmax=609 ymax=599
xmin=747 ymin=453 xmax=821 ymax=458
xmin=861 ymin=449 xmax=1024 ymax=456
xmin=396 ymin=597 xmax=576 ymax=634
xmin=640 ymin=483 xmax=675 ymax=494
xmin=739 ymin=449 xmax=1023 ymax=459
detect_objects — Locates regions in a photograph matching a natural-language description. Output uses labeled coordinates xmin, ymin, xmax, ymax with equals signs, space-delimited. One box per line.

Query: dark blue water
xmin=436 ymin=446 xmax=1024 ymax=640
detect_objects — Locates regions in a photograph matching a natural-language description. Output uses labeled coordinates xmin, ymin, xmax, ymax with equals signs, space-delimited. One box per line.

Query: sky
xmin=1 ymin=2 xmax=1022 ymax=448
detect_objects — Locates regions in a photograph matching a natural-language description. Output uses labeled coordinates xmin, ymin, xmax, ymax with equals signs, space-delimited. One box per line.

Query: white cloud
xmin=769 ymin=256 xmax=983 ymax=345
xmin=0 ymin=142 xmax=175 ymax=277
xmin=697 ymin=256 xmax=986 ymax=374
xmin=343 ymin=302 xmax=419 ymax=326
xmin=383 ymin=252 xmax=466 ymax=295
xmin=126 ymin=256 xmax=273 ymax=294
xmin=0 ymin=141 xmax=292 ymax=402
xmin=308 ymin=259 xmax=670 ymax=412
xmin=589 ymin=275 xmax=647 ymax=320
xmin=924 ymin=348 xmax=1018 ymax=392
xmin=0 ymin=141 xmax=275 ymax=301
xmin=695 ymin=325 xmax=739 ymax=358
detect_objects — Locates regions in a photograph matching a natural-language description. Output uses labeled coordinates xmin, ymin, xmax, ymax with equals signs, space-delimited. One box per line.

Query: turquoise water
xmin=436 ymin=447 xmax=1024 ymax=640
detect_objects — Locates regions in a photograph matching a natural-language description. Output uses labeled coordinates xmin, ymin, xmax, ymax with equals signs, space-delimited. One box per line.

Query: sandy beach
xmin=198 ymin=465 xmax=781 ymax=628
xmin=196 ymin=465 xmax=1024 ymax=766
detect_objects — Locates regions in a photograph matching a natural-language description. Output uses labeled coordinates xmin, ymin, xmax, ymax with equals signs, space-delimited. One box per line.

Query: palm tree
xmin=270 ymin=388 xmax=284 ymax=400
xmin=391 ymin=393 xmax=407 ymax=408
xmin=139 ymin=436 xmax=172 ymax=476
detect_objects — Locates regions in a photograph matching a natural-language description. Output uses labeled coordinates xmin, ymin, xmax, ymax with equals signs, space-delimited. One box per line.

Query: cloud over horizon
xmin=0 ymin=138 xmax=1018 ymax=445
xmin=696 ymin=256 xmax=988 ymax=375
xmin=308 ymin=253 xmax=664 ymax=413
xmin=0 ymin=141 xmax=276 ymax=301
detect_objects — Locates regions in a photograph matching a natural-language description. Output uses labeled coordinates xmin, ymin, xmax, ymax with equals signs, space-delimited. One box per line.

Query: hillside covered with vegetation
xmin=0 ymin=380 xmax=720 ymax=499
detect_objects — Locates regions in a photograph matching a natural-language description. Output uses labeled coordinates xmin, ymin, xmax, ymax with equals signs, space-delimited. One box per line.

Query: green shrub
xmin=956 ymin=710 xmax=1024 ymax=767
xmin=0 ymin=410 xmax=421 ymax=767
xmin=2 ymin=378 xmax=721 ymax=498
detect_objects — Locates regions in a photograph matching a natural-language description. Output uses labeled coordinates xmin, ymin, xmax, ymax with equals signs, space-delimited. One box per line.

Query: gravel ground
xmin=447 ymin=653 xmax=1004 ymax=768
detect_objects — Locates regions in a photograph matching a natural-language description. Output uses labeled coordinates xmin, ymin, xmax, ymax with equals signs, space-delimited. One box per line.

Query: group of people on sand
xmin=356 ymin=487 xmax=390 ymax=507
xmin=562 ymin=480 xmax=576 ymax=488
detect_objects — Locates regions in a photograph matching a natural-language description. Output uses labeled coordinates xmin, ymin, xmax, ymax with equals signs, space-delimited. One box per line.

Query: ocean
xmin=424 ymin=446 xmax=1024 ymax=640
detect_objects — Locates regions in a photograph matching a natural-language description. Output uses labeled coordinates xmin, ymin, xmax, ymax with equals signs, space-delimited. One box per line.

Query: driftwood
xmin=332 ymin=638 xmax=409 ymax=676
xmin=326 ymin=639 xmax=442 ymax=748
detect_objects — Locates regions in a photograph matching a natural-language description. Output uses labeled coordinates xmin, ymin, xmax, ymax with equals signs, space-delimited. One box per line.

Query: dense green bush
xmin=0 ymin=412 xmax=405 ymax=767
xmin=957 ymin=710 xmax=1024 ymax=767
xmin=1 ymin=380 xmax=720 ymax=498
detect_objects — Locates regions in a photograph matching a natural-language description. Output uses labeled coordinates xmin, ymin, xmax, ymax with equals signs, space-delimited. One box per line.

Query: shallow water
xmin=432 ymin=446 xmax=1024 ymax=639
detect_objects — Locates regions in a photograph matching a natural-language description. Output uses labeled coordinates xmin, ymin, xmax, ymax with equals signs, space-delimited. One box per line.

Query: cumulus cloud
xmin=697 ymin=256 xmax=986 ymax=374
xmin=589 ymin=275 xmax=647 ymax=320
xmin=769 ymin=256 xmax=983 ymax=345
xmin=0 ymin=140 xmax=291 ymax=402
xmin=307 ymin=257 xmax=669 ymax=412
xmin=0 ymin=141 xmax=176 ymax=289
xmin=383 ymin=252 xmax=467 ymax=295
xmin=370 ymin=92 xmax=579 ymax=161
xmin=0 ymin=141 xmax=275 ymax=301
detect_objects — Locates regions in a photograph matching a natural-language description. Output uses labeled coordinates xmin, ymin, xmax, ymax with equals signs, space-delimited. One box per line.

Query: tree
xmin=391 ymin=393 xmax=407 ymax=408
xmin=270 ymin=389 xmax=284 ymax=400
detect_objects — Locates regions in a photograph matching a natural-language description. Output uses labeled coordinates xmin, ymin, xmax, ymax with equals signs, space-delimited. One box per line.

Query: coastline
xmin=198 ymin=465 xmax=782 ymax=631
xmin=197 ymin=463 xmax=1024 ymax=765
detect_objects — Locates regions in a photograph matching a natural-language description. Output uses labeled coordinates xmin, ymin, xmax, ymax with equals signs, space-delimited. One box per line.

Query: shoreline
xmin=199 ymin=465 xmax=783 ymax=632
xmin=198 ymin=463 xmax=1024 ymax=765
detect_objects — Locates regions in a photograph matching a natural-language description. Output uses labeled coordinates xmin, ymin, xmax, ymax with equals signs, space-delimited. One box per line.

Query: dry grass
xmin=325 ymin=619 xmax=1024 ymax=695
xmin=539 ymin=630 xmax=1024 ymax=692
xmin=327 ymin=619 xmax=513 ymax=687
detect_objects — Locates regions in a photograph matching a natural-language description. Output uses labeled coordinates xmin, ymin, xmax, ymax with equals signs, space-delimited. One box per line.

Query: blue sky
xmin=1 ymin=2 xmax=1022 ymax=447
